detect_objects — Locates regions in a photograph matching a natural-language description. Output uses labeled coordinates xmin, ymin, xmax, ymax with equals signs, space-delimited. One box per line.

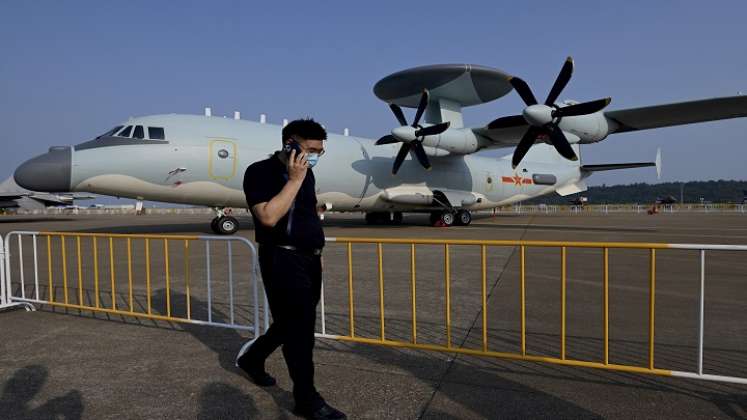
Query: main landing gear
xmin=429 ymin=209 xmax=472 ymax=227
xmin=210 ymin=208 xmax=240 ymax=235
xmin=365 ymin=211 xmax=403 ymax=225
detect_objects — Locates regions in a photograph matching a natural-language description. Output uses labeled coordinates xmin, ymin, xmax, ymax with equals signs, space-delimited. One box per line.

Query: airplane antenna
xmin=204 ymin=107 xmax=212 ymax=117
xmin=260 ymin=114 xmax=267 ymax=124
xmin=234 ymin=111 xmax=241 ymax=120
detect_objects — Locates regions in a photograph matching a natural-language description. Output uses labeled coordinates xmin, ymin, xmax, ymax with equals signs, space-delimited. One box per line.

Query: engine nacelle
xmin=558 ymin=112 xmax=611 ymax=144
xmin=420 ymin=128 xmax=480 ymax=155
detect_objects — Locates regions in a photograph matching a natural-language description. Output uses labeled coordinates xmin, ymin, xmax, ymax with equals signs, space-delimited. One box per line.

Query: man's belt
xmin=275 ymin=244 xmax=323 ymax=256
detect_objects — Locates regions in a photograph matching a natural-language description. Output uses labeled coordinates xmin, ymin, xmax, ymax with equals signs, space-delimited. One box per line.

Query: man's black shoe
xmin=235 ymin=339 xmax=276 ymax=387
xmin=294 ymin=401 xmax=347 ymax=420
xmin=236 ymin=354 xmax=277 ymax=387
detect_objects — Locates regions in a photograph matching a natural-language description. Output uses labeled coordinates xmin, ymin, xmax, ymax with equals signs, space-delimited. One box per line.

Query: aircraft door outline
xmin=482 ymin=171 xmax=501 ymax=201
xmin=208 ymin=138 xmax=237 ymax=180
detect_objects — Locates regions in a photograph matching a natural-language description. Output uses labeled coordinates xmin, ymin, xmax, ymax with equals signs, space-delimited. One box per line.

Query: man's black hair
xmin=282 ymin=118 xmax=327 ymax=143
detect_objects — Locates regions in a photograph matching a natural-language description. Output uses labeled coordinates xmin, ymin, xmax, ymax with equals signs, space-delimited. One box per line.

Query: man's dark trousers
xmin=248 ymin=245 xmax=323 ymax=409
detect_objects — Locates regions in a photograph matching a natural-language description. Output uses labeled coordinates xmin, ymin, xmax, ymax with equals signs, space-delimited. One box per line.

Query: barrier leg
xmin=1 ymin=234 xmax=36 ymax=312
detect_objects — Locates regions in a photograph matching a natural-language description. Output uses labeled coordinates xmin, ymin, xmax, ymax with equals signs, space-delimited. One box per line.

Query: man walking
xmin=237 ymin=118 xmax=346 ymax=420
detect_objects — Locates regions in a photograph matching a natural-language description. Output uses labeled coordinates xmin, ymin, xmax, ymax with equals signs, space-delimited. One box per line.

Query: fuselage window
xmin=118 ymin=125 xmax=133 ymax=137
xmin=133 ymin=125 xmax=145 ymax=139
xmin=148 ymin=127 xmax=165 ymax=140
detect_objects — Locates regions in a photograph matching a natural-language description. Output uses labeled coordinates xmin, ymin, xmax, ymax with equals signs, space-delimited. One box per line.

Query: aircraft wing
xmin=472 ymin=124 xmax=526 ymax=148
xmin=68 ymin=193 xmax=96 ymax=200
xmin=605 ymin=95 xmax=747 ymax=134
xmin=28 ymin=195 xmax=69 ymax=206
xmin=0 ymin=192 xmax=29 ymax=200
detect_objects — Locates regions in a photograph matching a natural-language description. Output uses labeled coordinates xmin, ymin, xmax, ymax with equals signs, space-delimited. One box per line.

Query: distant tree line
xmin=527 ymin=180 xmax=747 ymax=205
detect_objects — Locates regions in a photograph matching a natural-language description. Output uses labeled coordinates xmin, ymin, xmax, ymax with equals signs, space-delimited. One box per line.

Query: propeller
xmin=487 ymin=57 xmax=612 ymax=168
xmin=376 ymin=89 xmax=451 ymax=174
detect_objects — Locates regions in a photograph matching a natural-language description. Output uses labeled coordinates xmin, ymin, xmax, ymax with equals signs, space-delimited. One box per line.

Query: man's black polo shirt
xmin=243 ymin=152 xmax=325 ymax=250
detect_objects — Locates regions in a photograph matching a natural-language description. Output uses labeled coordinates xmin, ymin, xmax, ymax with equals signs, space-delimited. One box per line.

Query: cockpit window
xmin=148 ymin=127 xmax=165 ymax=140
xmin=97 ymin=125 xmax=123 ymax=139
xmin=118 ymin=125 xmax=133 ymax=137
xmin=133 ymin=125 xmax=145 ymax=139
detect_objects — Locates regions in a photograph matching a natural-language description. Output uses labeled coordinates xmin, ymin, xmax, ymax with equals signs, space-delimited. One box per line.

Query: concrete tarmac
xmin=1 ymin=212 xmax=747 ymax=419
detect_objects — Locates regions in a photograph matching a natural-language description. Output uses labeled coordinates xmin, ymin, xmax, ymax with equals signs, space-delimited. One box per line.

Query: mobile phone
xmin=283 ymin=139 xmax=303 ymax=157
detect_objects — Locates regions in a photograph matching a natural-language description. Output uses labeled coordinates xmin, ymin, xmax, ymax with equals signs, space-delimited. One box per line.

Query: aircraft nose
xmin=14 ymin=146 xmax=72 ymax=192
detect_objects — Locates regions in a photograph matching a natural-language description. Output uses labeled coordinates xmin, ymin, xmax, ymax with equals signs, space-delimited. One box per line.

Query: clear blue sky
xmin=2 ymin=0 xmax=745 ymax=188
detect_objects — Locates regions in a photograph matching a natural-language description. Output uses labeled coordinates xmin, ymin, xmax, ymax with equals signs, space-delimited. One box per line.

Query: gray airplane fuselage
xmin=19 ymin=114 xmax=583 ymax=212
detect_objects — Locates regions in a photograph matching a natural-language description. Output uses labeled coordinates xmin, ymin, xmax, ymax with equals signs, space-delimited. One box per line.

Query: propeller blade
xmin=509 ymin=77 xmax=538 ymax=106
xmin=415 ymin=121 xmax=450 ymax=137
xmin=487 ymin=114 xmax=527 ymax=130
xmin=553 ymin=97 xmax=611 ymax=118
xmin=546 ymin=124 xmax=578 ymax=161
xmin=412 ymin=90 xmax=429 ymax=127
xmin=389 ymin=104 xmax=408 ymax=126
xmin=511 ymin=126 xmax=541 ymax=169
xmin=392 ymin=143 xmax=412 ymax=175
xmin=545 ymin=56 xmax=574 ymax=106
xmin=411 ymin=142 xmax=431 ymax=170
xmin=376 ymin=135 xmax=399 ymax=145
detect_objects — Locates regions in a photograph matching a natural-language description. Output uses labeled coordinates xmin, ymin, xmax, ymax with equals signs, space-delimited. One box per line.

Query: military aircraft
xmin=0 ymin=176 xmax=93 ymax=211
xmin=13 ymin=58 xmax=747 ymax=234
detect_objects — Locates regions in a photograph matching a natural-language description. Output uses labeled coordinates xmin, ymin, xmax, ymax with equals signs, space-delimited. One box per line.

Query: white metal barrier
xmin=0 ymin=232 xmax=34 ymax=312
xmin=3 ymin=231 xmax=268 ymax=334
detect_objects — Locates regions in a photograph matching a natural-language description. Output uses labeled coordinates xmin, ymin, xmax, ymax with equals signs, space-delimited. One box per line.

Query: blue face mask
xmin=307 ymin=153 xmax=320 ymax=168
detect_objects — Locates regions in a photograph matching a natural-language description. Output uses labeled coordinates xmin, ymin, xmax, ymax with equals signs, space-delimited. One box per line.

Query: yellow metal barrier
xmin=4 ymin=231 xmax=263 ymax=333
xmin=6 ymin=231 xmax=747 ymax=385
xmin=319 ymin=237 xmax=747 ymax=385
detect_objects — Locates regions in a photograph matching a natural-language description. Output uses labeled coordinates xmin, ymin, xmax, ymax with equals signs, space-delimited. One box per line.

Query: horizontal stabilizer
xmin=581 ymin=162 xmax=654 ymax=172
xmin=581 ymin=148 xmax=662 ymax=179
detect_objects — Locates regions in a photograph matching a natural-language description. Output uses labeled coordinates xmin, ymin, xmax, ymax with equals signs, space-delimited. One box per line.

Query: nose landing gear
xmin=210 ymin=208 xmax=240 ymax=235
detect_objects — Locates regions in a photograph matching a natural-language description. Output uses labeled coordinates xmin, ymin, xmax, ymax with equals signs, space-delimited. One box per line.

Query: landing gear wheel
xmin=210 ymin=217 xmax=221 ymax=234
xmin=454 ymin=210 xmax=472 ymax=226
xmin=216 ymin=216 xmax=240 ymax=235
xmin=391 ymin=212 xmax=403 ymax=225
xmin=440 ymin=211 xmax=455 ymax=227
xmin=430 ymin=211 xmax=455 ymax=227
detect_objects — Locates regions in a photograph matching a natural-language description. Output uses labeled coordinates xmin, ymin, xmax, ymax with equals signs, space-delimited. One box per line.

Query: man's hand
xmin=250 ymin=150 xmax=307 ymax=228
xmin=287 ymin=149 xmax=308 ymax=183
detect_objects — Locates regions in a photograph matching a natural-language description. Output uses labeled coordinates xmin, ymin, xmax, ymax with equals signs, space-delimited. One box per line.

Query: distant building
xmin=569 ymin=196 xmax=588 ymax=206
xmin=656 ymin=195 xmax=677 ymax=205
